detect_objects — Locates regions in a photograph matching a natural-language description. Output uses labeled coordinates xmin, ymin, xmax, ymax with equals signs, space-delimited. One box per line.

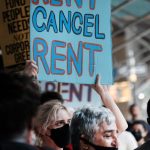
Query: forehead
xmin=131 ymin=106 xmax=139 ymax=111
xmin=98 ymin=121 xmax=117 ymax=133
xmin=56 ymin=109 xmax=71 ymax=120
xmin=133 ymin=124 xmax=144 ymax=130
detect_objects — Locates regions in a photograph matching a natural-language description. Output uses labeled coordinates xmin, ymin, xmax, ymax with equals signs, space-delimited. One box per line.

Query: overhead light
xmin=129 ymin=58 xmax=135 ymax=66
xmin=129 ymin=73 xmax=137 ymax=83
xmin=138 ymin=93 xmax=145 ymax=100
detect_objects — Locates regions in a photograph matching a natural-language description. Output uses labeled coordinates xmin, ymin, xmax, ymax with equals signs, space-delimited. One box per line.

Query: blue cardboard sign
xmin=30 ymin=0 xmax=113 ymax=84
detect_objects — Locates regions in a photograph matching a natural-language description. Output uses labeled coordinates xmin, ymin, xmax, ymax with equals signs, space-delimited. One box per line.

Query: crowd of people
xmin=0 ymin=60 xmax=150 ymax=150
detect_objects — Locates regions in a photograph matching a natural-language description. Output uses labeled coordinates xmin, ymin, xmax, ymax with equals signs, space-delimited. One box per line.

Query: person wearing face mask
xmin=134 ymin=99 xmax=150 ymax=150
xmin=71 ymin=106 xmax=118 ymax=150
xmin=131 ymin=120 xmax=149 ymax=146
xmin=40 ymin=92 xmax=73 ymax=150
xmin=22 ymin=60 xmax=73 ymax=150
xmin=70 ymin=75 xmax=128 ymax=150
xmin=34 ymin=100 xmax=72 ymax=150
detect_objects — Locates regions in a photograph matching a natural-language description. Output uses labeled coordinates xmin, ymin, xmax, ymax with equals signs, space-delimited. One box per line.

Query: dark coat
xmin=135 ymin=140 xmax=150 ymax=150
xmin=0 ymin=142 xmax=38 ymax=150
xmin=0 ymin=142 xmax=53 ymax=150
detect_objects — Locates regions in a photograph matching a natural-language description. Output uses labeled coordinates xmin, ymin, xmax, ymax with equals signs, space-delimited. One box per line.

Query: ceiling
xmin=111 ymin=0 xmax=150 ymax=83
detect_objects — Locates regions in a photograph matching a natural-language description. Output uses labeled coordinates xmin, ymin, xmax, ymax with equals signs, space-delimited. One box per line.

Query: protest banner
xmin=40 ymin=81 xmax=132 ymax=108
xmin=0 ymin=0 xmax=30 ymax=72
xmin=40 ymin=81 xmax=102 ymax=108
xmin=30 ymin=0 xmax=112 ymax=84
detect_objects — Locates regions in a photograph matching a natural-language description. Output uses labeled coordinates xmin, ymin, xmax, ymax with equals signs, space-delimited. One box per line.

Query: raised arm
xmin=92 ymin=75 xmax=128 ymax=133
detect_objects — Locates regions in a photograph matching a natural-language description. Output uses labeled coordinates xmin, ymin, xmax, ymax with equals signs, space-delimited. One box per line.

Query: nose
xmin=111 ymin=133 xmax=118 ymax=147
xmin=64 ymin=120 xmax=69 ymax=125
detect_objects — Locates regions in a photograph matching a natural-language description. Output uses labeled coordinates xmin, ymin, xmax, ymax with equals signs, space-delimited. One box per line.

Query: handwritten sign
xmin=0 ymin=0 xmax=30 ymax=72
xmin=40 ymin=81 xmax=102 ymax=108
xmin=30 ymin=0 xmax=112 ymax=84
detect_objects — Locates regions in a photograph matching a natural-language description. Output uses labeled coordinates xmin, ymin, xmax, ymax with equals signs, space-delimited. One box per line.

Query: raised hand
xmin=23 ymin=60 xmax=38 ymax=78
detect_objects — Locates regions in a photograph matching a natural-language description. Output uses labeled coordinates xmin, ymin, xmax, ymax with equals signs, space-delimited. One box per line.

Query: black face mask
xmin=131 ymin=130 xmax=142 ymax=141
xmin=81 ymin=138 xmax=118 ymax=150
xmin=50 ymin=124 xmax=71 ymax=148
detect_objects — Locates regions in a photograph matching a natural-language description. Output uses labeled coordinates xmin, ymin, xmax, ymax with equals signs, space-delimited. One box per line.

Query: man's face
xmin=93 ymin=121 xmax=118 ymax=148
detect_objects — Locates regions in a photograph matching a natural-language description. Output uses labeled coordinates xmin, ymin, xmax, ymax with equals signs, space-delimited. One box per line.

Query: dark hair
xmin=147 ymin=99 xmax=150 ymax=124
xmin=0 ymin=71 xmax=40 ymax=140
xmin=132 ymin=120 xmax=149 ymax=132
xmin=40 ymin=91 xmax=64 ymax=104
xmin=147 ymin=99 xmax=150 ymax=117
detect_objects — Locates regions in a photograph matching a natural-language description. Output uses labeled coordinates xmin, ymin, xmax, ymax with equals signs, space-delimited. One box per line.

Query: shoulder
xmin=118 ymin=131 xmax=138 ymax=150
xmin=135 ymin=141 xmax=150 ymax=150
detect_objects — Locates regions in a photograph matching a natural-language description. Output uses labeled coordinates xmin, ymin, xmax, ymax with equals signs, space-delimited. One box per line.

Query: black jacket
xmin=135 ymin=140 xmax=150 ymax=150
xmin=0 ymin=142 xmax=53 ymax=150
xmin=0 ymin=142 xmax=38 ymax=150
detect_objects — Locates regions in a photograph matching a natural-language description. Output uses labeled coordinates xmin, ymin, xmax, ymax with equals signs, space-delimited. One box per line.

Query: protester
xmin=40 ymin=91 xmax=73 ymax=150
xmin=70 ymin=75 xmax=128 ymax=150
xmin=129 ymin=103 xmax=142 ymax=122
xmin=23 ymin=60 xmax=72 ymax=150
xmin=135 ymin=99 xmax=150 ymax=150
xmin=131 ymin=120 xmax=149 ymax=146
xmin=126 ymin=103 xmax=143 ymax=132
xmin=34 ymin=100 xmax=71 ymax=150
xmin=71 ymin=106 xmax=119 ymax=150
xmin=0 ymin=71 xmax=52 ymax=150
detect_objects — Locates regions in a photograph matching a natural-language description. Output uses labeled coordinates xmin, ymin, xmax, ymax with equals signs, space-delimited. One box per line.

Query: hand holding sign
xmin=23 ymin=60 xmax=38 ymax=78
xmin=30 ymin=0 xmax=113 ymax=84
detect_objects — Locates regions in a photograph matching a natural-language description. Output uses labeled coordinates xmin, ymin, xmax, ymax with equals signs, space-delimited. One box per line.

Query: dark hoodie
xmin=0 ymin=141 xmax=53 ymax=150
xmin=0 ymin=141 xmax=38 ymax=150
